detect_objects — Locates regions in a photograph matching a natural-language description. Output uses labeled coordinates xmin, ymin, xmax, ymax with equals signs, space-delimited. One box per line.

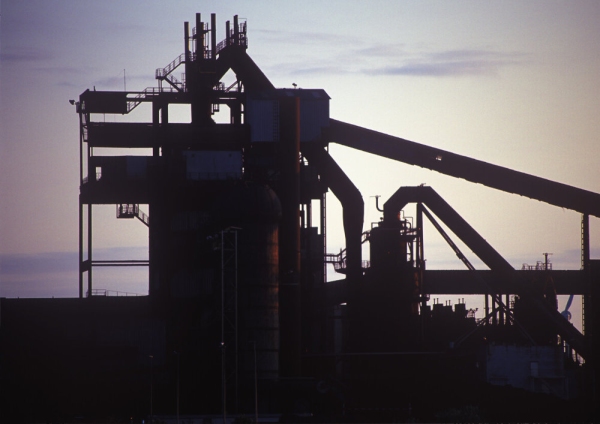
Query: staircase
xmin=116 ymin=204 xmax=149 ymax=227
xmin=126 ymin=86 xmax=175 ymax=113
xmin=155 ymin=53 xmax=187 ymax=92
xmin=325 ymin=231 xmax=371 ymax=274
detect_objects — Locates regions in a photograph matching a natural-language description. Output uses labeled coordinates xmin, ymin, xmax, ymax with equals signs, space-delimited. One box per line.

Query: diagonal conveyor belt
xmin=329 ymin=119 xmax=600 ymax=217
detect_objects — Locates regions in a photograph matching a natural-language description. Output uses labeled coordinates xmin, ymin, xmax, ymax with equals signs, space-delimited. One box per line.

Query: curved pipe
xmin=302 ymin=145 xmax=364 ymax=281
xmin=383 ymin=185 xmax=588 ymax=359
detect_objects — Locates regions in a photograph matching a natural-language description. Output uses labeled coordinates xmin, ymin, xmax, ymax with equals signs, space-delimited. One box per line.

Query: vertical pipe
xmin=149 ymin=102 xmax=161 ymax=295
xmin=253 ymin=341 xmax=258 ymax=424
xmin=184 ymin=22 xmax=190 ymax=60
xmin=87 ymin=202 xmax=92 ymax=297
xmin=220 ymin=231 xmax=226 ymax=421
xmin=195 ymin=13 xmax=202 ymax=59
xmin=302 ymin=146 xmax=363 ymax=281
xmin=78 ymin=108 xmax=84 ymax=298
xmin=587 ymin=260 xmax=599 ymax=403
xmin=79 ymin=196 xmax=83 ymax=298
xmin=211 ymin=14 xmax=217 ymax=59
xmin=176 ymin=352 xmax=180 ymax=424
xmin=183 ymin=20 xmax=191 ymax=94
xmin=152 ymin=102 xmax=160 ymax=152
xmin=416 ymin=202 xmax=426 ymax=341
xmin=416 ymin=203 xmax=426 ymax=313
xmin=582 ymin=214 xmax=590 ymax=270
xmin=233 ymin=15 xmax=239 ymax=44
xmin=498 ymin=291 xmax=504 ymax=326
xmin=226 ymin=21 xmax=231 ymax=46
xmin=161 ymin=104 xmax=169 ymax=124
xmin=234 ymin=230 xmax=239 ymax=413
xmin=416 ymin=203 xmax=424 ymax=264
xmin=279 ymin=96 xmax=302 ymax=377
xmin=322 ymin=193 xmax=327 ymax=283
xmin=582 ymin=213 xmax=590 ymax=336
xmin=300 ymin=205 xmax=306 ymax=229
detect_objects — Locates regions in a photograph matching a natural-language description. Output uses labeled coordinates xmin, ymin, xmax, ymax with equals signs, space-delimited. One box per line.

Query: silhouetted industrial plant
xmin=1 ymin=13 xmax=599 ymax=423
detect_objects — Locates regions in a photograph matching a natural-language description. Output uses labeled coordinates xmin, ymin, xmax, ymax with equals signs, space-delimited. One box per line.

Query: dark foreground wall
xmin=0 ymin=296 xmax=165 ymax=423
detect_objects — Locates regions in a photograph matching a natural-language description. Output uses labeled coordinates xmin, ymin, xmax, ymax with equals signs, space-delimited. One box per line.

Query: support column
xmin=583 ymin=213 xmax=590 ymax=335
xmin=211 ymin=14 xmax=217 ymax=58
xmin=79 ymin=196 xmax=83 ymax=298
xmin=416 ymin=203 xmax=426 ymax=314
xmin=278 ymin=96 xmax=301 ymax=377
xmin=321 ymin=192 xmax=326 ymax=283
xmin=588 ymin=260 xmax=598 ymax=409
xmin=87 ymin=202 xmax=92 ymax=297
xmin=195 ymin=13 xmax=202 ymax=58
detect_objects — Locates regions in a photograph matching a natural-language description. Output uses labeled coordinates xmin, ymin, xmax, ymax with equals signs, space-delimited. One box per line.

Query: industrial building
xmin=1 ymin=13 xmax=599 ymax=423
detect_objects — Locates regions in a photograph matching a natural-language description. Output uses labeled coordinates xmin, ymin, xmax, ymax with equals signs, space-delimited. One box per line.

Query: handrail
xmin=325 ymin=231 xmax=372 ymax=273
xmin=116 ymin=204 xmax=149 ymax=226
xmin=216 ymin=39 xmax=228 ymax=54
xmin=155 ymin=53 xmax=186 ymax=78
xmin=225 ymin=80 xmax=239 ymax=92
xmin=137 ymin=208 xmax=150 ymax=226
xmin=162 ymin=74 xmax=185 ymax=92
xmin=126 ymin=86 xmax=177 ymax=113
xmin=215 ymin=23 xmax=248 ymax=56
xmin=87 ymin=289 xmax=144 ymax=297
xmin=521 ymin=261 xmax=553 ymax=271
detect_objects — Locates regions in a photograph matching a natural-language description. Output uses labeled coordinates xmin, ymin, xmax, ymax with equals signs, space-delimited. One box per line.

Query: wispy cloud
xmin=0 ymin=49 xmax=52 ymax=63
xmin=255 ymin=28 xmax=354 ymax=46
xmin=92 ymin=73 xmax=149 ymax=90
xmin=257 ymin=29 xmax=528 ymax=79
xmin=368 ymin=49 xmax=527 ymax=77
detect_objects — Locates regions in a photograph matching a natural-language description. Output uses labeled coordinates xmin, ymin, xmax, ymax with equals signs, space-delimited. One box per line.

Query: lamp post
xmin=149 ymin=355 xmax=154 ymax=423
xmin=174 ymin=351 xmax=180 ymax=424
xmin=221 ymin=342 xmax=226 ymax=424
xmin=252 ymin=341 xmax=258 ymax=424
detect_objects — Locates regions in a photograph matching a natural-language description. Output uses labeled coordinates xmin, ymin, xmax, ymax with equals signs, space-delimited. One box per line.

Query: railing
xmin=216 ymin=39 xmax=228 ymax=55
xmin=213 ymin=80 xmax=242 ymax=93
xmin=117 ymin=204 xmax=138 ymax=218
xmin=137 ymin=208 xmax=149 ymax=226
xmin=521 ymin=261 xmax=553 ymax=271
xmin=127 ymin=86 xmax=177 ymax=113
xmin=155 ymin=53 xmax=186 ymax=78
xmin=116 ymin=204 xmax=149 ymax=227
xmin=87 ymin=289 xmax=144 ymax=297
xmin=215 ymin=22 xmax=248 ymax=56
xmin=325 ymin=231 xmax=372 ymax=273
xmin=225 ymin=80 xmax=239 ymax=92
xmin=162 ymin=73 xmax=185 ymax=92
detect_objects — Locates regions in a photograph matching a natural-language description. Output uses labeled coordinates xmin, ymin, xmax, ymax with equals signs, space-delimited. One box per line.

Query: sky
xmin=1 ymin=1 xmax=599 ymax=328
